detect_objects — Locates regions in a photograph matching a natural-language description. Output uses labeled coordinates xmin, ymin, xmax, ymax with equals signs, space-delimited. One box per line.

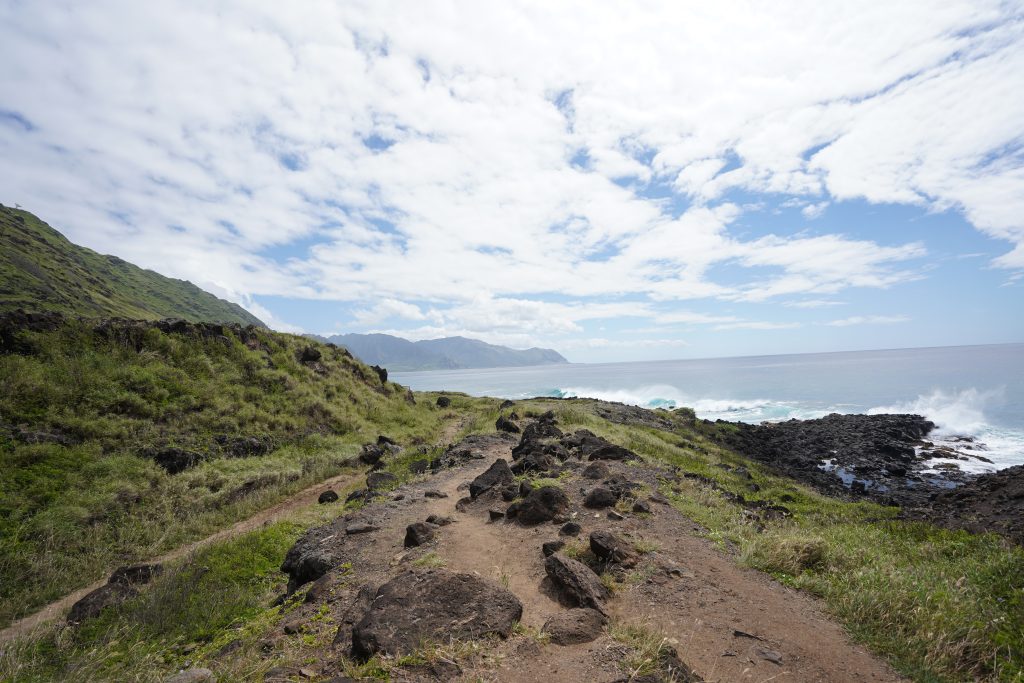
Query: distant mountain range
xmin=323 ymin=332 xmax=569 ymax=371
xmin=0 ymin=205 xmax=264 ymax=326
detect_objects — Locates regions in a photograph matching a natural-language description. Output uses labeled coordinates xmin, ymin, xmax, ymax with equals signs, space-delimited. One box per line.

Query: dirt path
xmin=276 ymin=434 xmax=906 ymax=682
xmin=0 ymin=467 xmax=368 ymax=644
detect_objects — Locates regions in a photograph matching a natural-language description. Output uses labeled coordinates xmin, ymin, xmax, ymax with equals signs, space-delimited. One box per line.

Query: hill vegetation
xmin=327 ymin=332 xmax=568 ymax=371
xmin=0 ymin=313 xmax=490 ymax=627
xmin=0 ymin=206 xmax=263 ymax=326
xmin=0 ymin=318 xmax=1020 ymax=682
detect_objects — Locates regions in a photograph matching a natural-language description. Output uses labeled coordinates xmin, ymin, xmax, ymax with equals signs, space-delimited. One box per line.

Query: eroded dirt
xmin=264 ymin=426 xmax=905 ymax=683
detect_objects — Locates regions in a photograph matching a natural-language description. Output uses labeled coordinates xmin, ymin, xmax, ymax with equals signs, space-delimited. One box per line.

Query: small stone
xmin=346 ymin=522 xmax=379 ymax=535
xmin=426 ymin=514 xmax=453 ymax=526
xmin=582 ymin=461 xmax=610 ymax=480
xmin=756 ymin=647 xmax=784 ymax=665
xmin=607 ymin=510 xmax=625 ymax=521
xmin=541 ymin=608 xmax=607 ymax=645
xmin=584 ymin=486 xmax=619 ymax=509
xmin=495 ymin=415 xmax=521 ymax=433
xmin=559 ymin=522 xmax=582 ymax=536
xmin=489 ymin=509 xmax=506 ymax=522
xmin=542 ymin=540 xmax=565 ymax=556
xmin=404 ymin=522 xmax=435 ymax=548
xmin=424 ymin=489 xmax=448 ymax=499
xmin=164 ymin=668 xmax=214 ymax=683
xmin=317 ymin=490 xmax=339 ymax=504
xmin=589 ymin=530 xmax=638 ymax=566
xmin=632 ymin=499 xmax=651 ymax=514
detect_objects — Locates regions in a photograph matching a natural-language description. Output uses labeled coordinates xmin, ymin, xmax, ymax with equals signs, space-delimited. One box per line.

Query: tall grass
xmin=0 ymin=320 xmax=485 ymax=626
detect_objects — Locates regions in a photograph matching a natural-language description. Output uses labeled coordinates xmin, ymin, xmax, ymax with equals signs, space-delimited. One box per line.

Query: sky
xmin=1 ymin=1 xmax=1023 ymax=363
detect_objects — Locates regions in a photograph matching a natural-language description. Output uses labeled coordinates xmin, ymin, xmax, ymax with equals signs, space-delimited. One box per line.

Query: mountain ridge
xmin=0 ymin=205 xmax=264 ymax=326
xmin=324 ymin=331 xmax=568 ymax=371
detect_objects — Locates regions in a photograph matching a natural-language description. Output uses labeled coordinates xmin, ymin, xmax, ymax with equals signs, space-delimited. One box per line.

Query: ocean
xmin=392 ymin=343 xmax=1024 ymax=473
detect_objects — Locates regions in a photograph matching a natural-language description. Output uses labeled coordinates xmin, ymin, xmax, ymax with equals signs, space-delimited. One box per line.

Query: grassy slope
xmin=0 ymin=318 xmax=498 ymax=627
xmin=1 ymin=339 xmax=1021 ymax=681
xmin=0 ymin=205 xmax=263 ymax=326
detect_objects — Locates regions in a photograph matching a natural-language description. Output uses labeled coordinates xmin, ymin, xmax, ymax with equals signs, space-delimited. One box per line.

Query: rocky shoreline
xmin=714 ymin=412 xmax=1024 ymax=544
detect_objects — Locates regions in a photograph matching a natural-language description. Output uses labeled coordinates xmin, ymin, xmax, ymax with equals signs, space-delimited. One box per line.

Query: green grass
xmin=0 ymin=318 xmax=493 ymax=627
xmin=0 ymin=522 xmax=301 ymax=682
xmin=0 ymin=205 xmax=263 ymax=325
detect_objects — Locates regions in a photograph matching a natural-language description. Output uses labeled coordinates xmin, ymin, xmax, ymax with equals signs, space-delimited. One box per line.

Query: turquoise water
xmin=393 ymin=343 xmax=1024 ymax=471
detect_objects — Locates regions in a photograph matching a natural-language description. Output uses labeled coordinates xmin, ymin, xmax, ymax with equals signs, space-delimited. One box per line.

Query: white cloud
xmin=0 ymin=0 xmax=1020 ymax=344
xmin=826 ymin=315 xmax=911 ymax=327
xmin=783 ymin=299 xmax=845 ymax=309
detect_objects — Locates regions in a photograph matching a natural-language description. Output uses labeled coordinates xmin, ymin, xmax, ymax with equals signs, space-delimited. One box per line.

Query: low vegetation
xmin=0 ymin=318 xmax=495 ymax=626
xmin=1 ymin=331 xmax=1021 ymax=682
xmin=0 ymin=206 xmax=263 ymax=326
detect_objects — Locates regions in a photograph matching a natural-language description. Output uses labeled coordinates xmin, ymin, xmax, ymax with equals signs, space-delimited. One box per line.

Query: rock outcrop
xmin=350 ymin=569 xmax=523 ymax=659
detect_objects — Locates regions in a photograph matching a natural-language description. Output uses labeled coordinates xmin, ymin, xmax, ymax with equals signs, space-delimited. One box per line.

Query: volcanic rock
xmin=350 ymin=569 xmax=522 ymax=659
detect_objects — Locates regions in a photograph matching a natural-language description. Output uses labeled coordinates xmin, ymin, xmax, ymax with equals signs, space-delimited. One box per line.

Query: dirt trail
xmin=281 ymin=435 xmax=905 ymax=682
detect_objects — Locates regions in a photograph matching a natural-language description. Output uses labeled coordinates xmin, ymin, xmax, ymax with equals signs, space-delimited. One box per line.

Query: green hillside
xmin=0 ymin=205 xmax=264 ymax=326
xmin=0 ymin=315 xmax=484 ymax=626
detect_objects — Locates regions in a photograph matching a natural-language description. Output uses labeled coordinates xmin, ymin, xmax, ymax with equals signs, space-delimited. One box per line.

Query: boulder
xmin=544 ymin=553 xmax=608 ymax=613
xmin=507 ymin=486 xmax=570 ymax=525
xmin=582 ymin=461 xmax=610 ymax=480
xmin=371 ymin=364 xmax=387 ymax=383
xmin=495 ymin=415 xmax=520 ymax=433
xmin=559 ymin=522 xmax=582 ymax=536
xmin=408 ymin=458 xmax=430 ymax=474
xmin=588 ymin=444 xmax=638 ymax=461
xmin=68 ymin=562 xmax=163 ymax=624
xmin=510 ymin=451 xmax=555 ymax=475
xmin=404 ymin=522 xmax=435 ymax=548
xmin=67 ymin=582 xmax=136 ymax=624
xmin=146 ymin=447 xmax=204 ymax=475
xmin=298 ymin=346 xmax=322 ymax=363
xmin=318 ymin=490 xmax=339 ymax=504
xmin=281 ymin=527 xmax=337 ymax=592
xmin=542 ymin=540 xmax=565 ymax=556
xmin=541 ymin=608 xmax=607 ymax=645
xmin=469 ymin=459 xmax=515 ymax=499
xmin=518 ymin=420 xmax=563 ymax=445
xmin=351 ymin=569 xmax=523 ymax=659
xmin=436 ymin=396 xmax=452 ymax=408
xmin=589 ymin=530 xmax=638 ymax=567
xmin=584 ymin=486 xmax=619 ymax=509
xmin=366 ymin=471 xmax=398 ymax=490
xmin=359 ymin=443 xmax=386 ymax=466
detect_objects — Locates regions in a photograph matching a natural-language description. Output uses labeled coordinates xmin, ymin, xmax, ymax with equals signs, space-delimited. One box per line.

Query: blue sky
xmin=1 ymin=1 xmax=1022 ymax=362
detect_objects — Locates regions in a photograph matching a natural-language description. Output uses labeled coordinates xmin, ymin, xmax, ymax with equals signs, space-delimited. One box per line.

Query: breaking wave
xmin=868 ymin=388 xmax=1024 ymax=471
xmin=543 ymin=384 xmax=1024 ymax=470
